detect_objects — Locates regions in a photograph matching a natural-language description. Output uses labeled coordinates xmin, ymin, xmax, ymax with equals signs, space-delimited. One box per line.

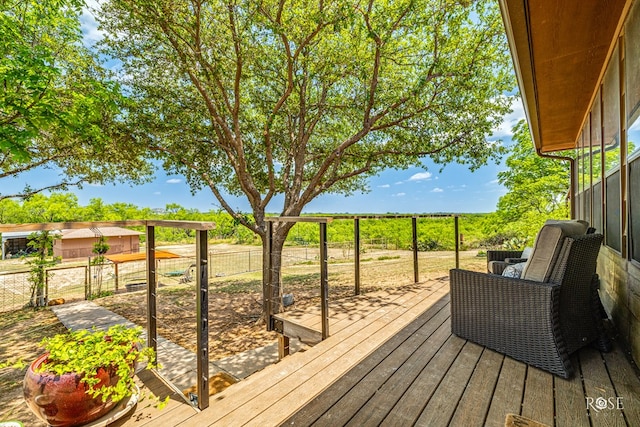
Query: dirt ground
xmin=96 ymin=250 xmax=486 ymax=360
xmin=0 ymin=309 xmax=67 ymax=426
xmin=0 ymin=248 xmax=485 ymax=424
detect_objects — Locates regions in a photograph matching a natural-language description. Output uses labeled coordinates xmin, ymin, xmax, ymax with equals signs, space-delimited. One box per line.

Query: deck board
xmin=521 ymin=367 xmax=555 ymax=426
xmin=448 ymin=348 xmax=503 ymax=427
xmin=602 ymin=344 xmax=640 ymax=425
xmin=555 ymin=355 xmax=590 ymax=427
xmin=580 ymin=347 xmax=627 ymax=426
xmin=484 ymin=356 xmax=527 ymax=427
xmin=204 ymin=282 xmax=450 ymax=426
xmin=309 ymin=303 xmax=451 ymax=427
xmin=414 ymin=341 xmax=484 ymax=426
xmin=118 ymin=278 xmax=640 ymax=427
xmin=378 ymin=334 xmax=466 ymax=426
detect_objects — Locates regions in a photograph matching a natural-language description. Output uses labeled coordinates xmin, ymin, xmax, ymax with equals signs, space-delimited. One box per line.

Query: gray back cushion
xmin=521 ymin=220 xmax=589 ymax=282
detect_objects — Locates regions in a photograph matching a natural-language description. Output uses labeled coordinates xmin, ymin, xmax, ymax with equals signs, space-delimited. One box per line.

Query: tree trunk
xmin=261 ymin=221 xmax=295 ymax=325
xmin=262 ymin=231 xmax=287 ymax=324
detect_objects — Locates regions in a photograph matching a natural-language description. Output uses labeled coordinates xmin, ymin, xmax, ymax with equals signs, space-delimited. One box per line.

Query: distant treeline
xmin=0 ymin=193 xmax=506 ymax=250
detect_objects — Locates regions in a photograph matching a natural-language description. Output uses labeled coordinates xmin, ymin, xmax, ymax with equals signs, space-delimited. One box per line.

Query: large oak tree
xmin=98 ymin=0 xmax=515 ymax=313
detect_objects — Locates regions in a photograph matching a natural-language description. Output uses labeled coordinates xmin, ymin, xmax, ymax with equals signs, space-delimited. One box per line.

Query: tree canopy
xmin=97 ymin=0 xmax=515 ymax=241
xmin=491 ymin=119 xmax=570 ymax=243
xmin=0 ymin=0 xmax=152 ymax=200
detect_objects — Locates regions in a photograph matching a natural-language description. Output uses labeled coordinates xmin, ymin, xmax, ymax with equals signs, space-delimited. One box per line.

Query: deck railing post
xmin=412 ymin=217 xmax=419 ymax=283
xmin=114 ymin=263 xmax=119 ymax=292
xmin=265 ymin=221 xmax=274 ymax=331
xmin=454 ymin=216 xmax=460 ymax=269
xmin=320 ymin=222 xmax=329 ymax=339
xmin=196 ymin=230 xmax=209 ymax=410
xmin=354 ymin=218 xmax=361 ymax=295
xmin=146 ymin=225 xmax=158 ymax=357
xmin=87 ymin=257 xmax=91 ymax=300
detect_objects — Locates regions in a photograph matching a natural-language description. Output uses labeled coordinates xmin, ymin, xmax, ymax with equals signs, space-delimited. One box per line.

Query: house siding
xmin=597 ymin=242 xmax=640 ymax=365
xmin=53 ymin=235 xmax=140 ymax=260
xmin=573 ymin=0 xmax=640 ymax=368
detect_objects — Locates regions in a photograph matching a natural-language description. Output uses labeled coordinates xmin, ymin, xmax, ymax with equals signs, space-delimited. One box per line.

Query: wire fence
xmin=0 ymin=241 xmax=485 ymax=313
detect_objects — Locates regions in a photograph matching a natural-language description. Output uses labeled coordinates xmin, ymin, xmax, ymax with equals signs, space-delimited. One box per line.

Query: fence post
xmin=354 ymin=218 xmax=361 ymax=295
xmin=412 ymin=217 xmax=419 ymax=283
xmin=196 ymin=229 xmax=209 ymax=410
xmin=45 ymin=269 xmax=49 ymax=303
xmin=265 ymin=221 xmax=274 ymax=331
xmin=146 ymin=226 xmax=158 ymax=357
xmin=455 ymin=216 xmax=460 ymax=269
xmin=114 ymin=263 xmax=119 ymax=293
xmin=86 ymin=257 xmax=91 ymax=300
xmin=320 ymin=222 xmax=329 ymax=339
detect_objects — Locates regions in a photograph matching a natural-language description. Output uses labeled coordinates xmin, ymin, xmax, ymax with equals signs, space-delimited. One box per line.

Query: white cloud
xmin=393 ymin=192 xmax=406 ymax=197
xmin=166 ymin=178 xmax=182 ymax=184
xmin=153 ymin=191 xmax=161 ymax=195
xmin=80 ymin=3 xmax=105 ymax=46
xmin=378 ymin=184 xmax=391 ymax=188
xmin=431 ymin=187 xmax=444 ymax=193
xmin=408 ymin=172 xmax=432 ymax=181
xmin=490 ymin=97 xmax=526 ymax=140
xmin=487 ymin=179 xmax=500 ymax=185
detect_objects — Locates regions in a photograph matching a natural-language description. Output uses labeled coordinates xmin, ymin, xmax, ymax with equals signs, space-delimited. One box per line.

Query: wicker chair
xmin=486 ymin=249 xmax=526 ymax=274
xmin=450 ymin=231 xmax=610 ymax=378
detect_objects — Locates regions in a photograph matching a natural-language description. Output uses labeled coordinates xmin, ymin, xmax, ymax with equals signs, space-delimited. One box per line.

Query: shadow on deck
xmin=118 ymin=278 xmax=640 ymax=427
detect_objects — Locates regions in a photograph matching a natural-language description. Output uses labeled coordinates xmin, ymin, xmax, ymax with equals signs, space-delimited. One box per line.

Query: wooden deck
xmin=116 ymin=278 xmax=640 ymax=427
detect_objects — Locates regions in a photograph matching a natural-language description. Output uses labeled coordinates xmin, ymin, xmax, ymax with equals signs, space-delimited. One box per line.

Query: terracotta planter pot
xmin=23 ymin=353 xmax=120 ymax=427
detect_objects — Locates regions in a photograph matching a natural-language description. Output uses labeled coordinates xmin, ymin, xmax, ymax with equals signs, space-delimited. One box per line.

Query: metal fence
xmin=0 ymin=240 xmax=482 ymax=313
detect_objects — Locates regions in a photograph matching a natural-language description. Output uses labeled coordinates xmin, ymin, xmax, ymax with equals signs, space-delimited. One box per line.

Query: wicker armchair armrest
xmin=450 ymin=268 xmax=572 ymax=378
xmin=486 ymin=250 xmax=523 ymax=263
xmin=504 ymin=257 xmax=528 ymax=264
xmin=486 ymin=250 xmax=524 ymax=273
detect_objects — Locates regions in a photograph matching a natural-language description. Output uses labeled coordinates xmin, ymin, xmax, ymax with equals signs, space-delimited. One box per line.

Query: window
xmin=626 ymin=0 xmax=640 ymax=159
xmin=593 ymin=181 xmax=603 ymax=234
xmin=606 ymin=171 xmax=622 ymax=252
xmin=583 ymin=120 xmax=591 ymax=222
xmin=591 ymin=91 xmax=603 ymax=185
xmin=603 ymin=46 xmax=621 ymax=251
xmin=630 ymin=158 xmax=640 ymax=263
xmin=603 ymin=46 xmax=621 ymax=172
xmin=576 ymin=192 xmax=584 ymax=222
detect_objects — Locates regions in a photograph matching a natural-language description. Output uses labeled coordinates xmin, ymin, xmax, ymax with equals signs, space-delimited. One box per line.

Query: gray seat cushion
xmin=521 ymin=220 xmax=589 ymax=282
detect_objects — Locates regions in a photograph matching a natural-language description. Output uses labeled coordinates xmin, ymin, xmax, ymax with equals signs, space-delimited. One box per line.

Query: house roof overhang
xmin=499 ymin=0 xmax=630 ymax=153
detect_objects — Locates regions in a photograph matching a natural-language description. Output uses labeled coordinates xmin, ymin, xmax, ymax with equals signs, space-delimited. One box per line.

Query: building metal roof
xmin=58 ymin=227 xmax=142 ymax=240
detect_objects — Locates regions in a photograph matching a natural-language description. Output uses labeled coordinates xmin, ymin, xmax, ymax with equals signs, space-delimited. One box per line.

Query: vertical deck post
xmin=354 ymin=218 xmax=361 ymax=295
xmin=114 ymin=263 xmax=119 ymax=292
xmin=87 ymin=257 xmax=92 ymax=300
xmin=265 ymin=221 xmax=274 ymax=331
xmin=320 ymin=222 xmax=329 ymax=339
xmin=454 ymin=216 xmax=460 ymax=269
xmin=196 ymin=230 xmax=209 ymax=410
xmin=146 ymin=225 xmax=158 ymax=356
xmin=412 ymin=217 xmax=419 ymax=283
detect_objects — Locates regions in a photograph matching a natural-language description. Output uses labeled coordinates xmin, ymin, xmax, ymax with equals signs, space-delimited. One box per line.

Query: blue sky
xmin=6 ymin=98 xmax=525 ymax=214
xmin=3 ymin=5 xmax=526 ymax=215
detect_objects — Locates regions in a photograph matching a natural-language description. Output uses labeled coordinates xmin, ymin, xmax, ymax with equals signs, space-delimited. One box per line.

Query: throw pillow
xmin=502 ymin=262 xmax=526 ymax=278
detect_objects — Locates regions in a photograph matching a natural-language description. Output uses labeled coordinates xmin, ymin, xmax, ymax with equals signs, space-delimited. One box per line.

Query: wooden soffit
xmin=500 ymin=0 xmax=630 ymax=153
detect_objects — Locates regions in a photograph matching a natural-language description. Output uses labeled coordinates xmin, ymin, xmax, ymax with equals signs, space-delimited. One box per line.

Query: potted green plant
xmin=22 ymin=324 xmax=159 ymax=427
